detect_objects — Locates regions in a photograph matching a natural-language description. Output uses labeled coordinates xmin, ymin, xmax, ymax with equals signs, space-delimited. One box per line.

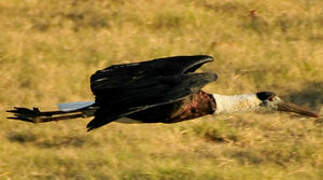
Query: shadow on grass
xmin=7 ymin=131 xmax=37 ymax=143
xmin=285 ymin=81 xmax=323 ymax=110
xmin=36 ymin=136 xmax=90 ymax=148
xmin=7 ymin=131 xmax=98 ymax=148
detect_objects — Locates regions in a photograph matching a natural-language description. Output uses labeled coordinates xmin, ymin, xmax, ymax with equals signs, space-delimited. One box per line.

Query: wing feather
xmin=87 ymin=73 xmax=217 ymax=131
xmin=90 ymin=55 xmax=213 ymax=95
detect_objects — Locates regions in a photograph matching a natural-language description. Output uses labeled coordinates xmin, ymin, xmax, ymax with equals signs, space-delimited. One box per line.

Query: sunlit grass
xmin=0 ymin=0 xmax=322 ymax=179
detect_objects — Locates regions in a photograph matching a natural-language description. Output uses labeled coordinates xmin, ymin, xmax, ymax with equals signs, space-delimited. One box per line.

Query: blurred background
xmin=0 ymin=0 xmax=322 ymax=179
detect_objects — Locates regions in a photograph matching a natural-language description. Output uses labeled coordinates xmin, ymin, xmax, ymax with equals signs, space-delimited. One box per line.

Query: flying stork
xmin=7 ymin=55 xmax=319 ymax=131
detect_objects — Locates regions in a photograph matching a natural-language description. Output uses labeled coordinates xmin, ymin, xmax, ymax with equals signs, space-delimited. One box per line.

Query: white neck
xmin=212 ymin=94 xmax=263 ymax=114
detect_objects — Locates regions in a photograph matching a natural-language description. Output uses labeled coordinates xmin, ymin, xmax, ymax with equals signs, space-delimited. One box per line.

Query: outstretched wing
xmin=87 ymin=73 xmax=218 ymax=131
xmin=90 ymin=55 xmax=213 ymax=96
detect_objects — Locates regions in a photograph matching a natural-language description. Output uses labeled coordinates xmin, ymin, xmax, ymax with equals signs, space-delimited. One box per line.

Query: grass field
xmin=0 ymin=0 xmax=322 ymax=179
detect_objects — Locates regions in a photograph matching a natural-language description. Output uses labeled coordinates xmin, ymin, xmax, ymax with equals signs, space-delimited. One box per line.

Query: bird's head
xmin=255 ymin=91 xmax=319 ymax=118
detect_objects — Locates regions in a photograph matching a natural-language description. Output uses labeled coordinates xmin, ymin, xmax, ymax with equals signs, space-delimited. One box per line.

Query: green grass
xmin=0 ymin=0 xmax=322 ymax=179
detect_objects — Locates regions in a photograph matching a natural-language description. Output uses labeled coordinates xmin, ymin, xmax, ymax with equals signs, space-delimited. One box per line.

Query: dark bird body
xmin=127 ymin=90 xmax=216 ymax=124
xmin=7 ymin=55 xmax=319 ymax=131
xmin=8 ymin=55 xmax=219 ymax=131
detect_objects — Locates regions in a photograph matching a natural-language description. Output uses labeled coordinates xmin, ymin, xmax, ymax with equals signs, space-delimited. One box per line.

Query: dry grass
xmin=0 ymin=0 xmax=322 ymax=179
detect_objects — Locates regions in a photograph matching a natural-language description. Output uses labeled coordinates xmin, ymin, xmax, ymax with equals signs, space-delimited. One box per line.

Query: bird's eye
xmin=268 ymin=96 xmax=274 ymax=101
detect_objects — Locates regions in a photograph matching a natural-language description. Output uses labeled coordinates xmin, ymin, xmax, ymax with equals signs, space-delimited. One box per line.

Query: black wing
xmin=87 ymin=73 xmax=217 ymax=131
xmin=88 ymin=55 xmax=215 ymax=131
xmin=90 ymin=55 xmax=213 ymax=96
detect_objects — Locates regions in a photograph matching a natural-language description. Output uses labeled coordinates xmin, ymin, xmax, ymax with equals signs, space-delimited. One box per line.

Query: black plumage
xmin=7 ymin=55 xmax=218 ymax=131
xmin=87 ymin=55 xmax=217 ymax=130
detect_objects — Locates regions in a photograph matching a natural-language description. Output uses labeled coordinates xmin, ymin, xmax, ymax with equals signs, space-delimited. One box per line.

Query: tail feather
xmin=7 ymin=106 xmax=96 ymax=123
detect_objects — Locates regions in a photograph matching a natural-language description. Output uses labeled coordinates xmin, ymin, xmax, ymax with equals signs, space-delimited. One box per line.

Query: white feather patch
xmin=212 ymin=94 xmax=262 ymax=114
xmin=58 ymin=101 xmax=95 ymax=111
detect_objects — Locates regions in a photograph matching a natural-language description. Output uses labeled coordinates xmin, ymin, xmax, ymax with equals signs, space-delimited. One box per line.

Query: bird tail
xmin=6 ymin=102 xmax=97 ymax=123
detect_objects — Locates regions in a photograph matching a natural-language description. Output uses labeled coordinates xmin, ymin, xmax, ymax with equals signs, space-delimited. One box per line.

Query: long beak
xmin=277 ymin=102 xmax=319 ymax=118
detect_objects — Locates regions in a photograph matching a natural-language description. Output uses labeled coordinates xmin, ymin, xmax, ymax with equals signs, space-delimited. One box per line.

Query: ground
xmin=0 ymin=0 xmax=322 ymax=179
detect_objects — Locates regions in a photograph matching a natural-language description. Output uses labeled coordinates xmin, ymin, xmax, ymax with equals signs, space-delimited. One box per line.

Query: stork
xmin=7 ymin=55 xmax=319 ymax=131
